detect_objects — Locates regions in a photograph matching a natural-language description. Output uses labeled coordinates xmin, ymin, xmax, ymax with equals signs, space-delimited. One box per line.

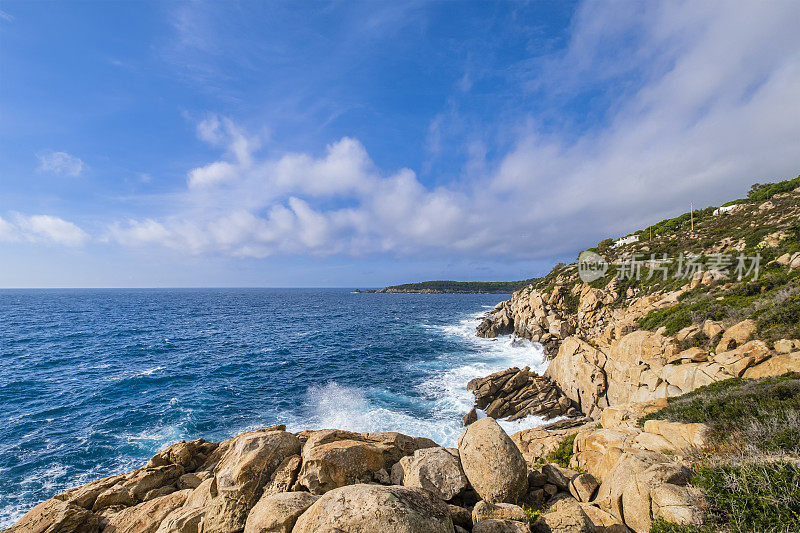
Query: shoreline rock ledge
xmin=8 ymin=412 xmax=718 ymax=533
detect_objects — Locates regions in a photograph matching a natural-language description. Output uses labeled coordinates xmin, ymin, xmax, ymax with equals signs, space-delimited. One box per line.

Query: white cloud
xmin=0 ymin=214 xmax=89 ymax=246
xmin=37 ymin=151 xmax=85 ymax=177
xmin=112 ymin=1 xmax=800 ymax=261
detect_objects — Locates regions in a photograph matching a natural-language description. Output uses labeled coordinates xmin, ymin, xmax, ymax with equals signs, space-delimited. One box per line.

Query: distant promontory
xmin=355 ymin=279 xmax=539 ymax=294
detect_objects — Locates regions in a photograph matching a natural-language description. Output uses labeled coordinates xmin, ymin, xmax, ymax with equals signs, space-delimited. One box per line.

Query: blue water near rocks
xmin=0 ymin=288 xmax=550 ymax=527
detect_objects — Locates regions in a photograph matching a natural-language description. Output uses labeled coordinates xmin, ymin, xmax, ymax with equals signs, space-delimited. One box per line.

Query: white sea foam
xmin=291 ymin=312 xmax=554 ymax=447
xmin=136 ymin=366 xmax=164 ymax=377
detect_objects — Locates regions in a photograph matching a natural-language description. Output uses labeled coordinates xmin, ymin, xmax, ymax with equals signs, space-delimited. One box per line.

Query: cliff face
xmin=478 ymin=182 xmax=800 ymax=418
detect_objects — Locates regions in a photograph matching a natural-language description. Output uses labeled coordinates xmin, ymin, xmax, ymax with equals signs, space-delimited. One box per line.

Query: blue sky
xmin=1 ymin=1 xmax=799 ymax=287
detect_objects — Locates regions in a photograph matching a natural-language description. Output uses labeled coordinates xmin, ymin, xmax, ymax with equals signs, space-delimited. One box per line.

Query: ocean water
xmin=0 ymin=288 xmax=550 ymax=527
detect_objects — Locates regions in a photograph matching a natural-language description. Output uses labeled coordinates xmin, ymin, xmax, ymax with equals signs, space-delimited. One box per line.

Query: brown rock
xmin=397 ymin=447 xmax=469 ymax=501
xmin=473 ymin=519 xmax=531 ymax=533
xmin=542 ymin=464 xmax=579 ymax=491
xmin=464 ymin=407 xmax=478 ymax=426
xmin=650 ymin=484 xmax=704 ymax=526
xmin=579 ymin=503 xmax=629 ymax=533
xmin=243 ymin=491 xmax=319 ymax=533
xmin=472 ymin=500 xmax=529 ymax=523
xmin=448 ymin=504 xmax=473 ymax=530
xmin=92 ymin=484 xmax=136 ymax=511
xmin=569 ymin=473 xmax=598 ymax=503
xmin=743 ymin=351 xmax=800 ymax=378
xmin=147 ymin=439 xmax=218 ymax=472
xmin=7 ymin=498 xmax=99 ymax=533
xmin=292 ymin=484 xmax=454 ymax=533
xmin=177 ymin=473 xmax=203 ymax=490
xmin=123 ymin=465 xmax=184 ymax=501
xmin=154 ymin=507 xmax=204 ymax=533
xmin=54 ymin=473 xmax=126 ymax=510
xmin=261 ymin=455 xmax=301 ymax=496
xmin=716 ymin=319 xmax=756 ymax=352
xmin=533 ymin=497 xmax=593 ymax=532
xmin=102 ymin=489 xmax=190 ymax=533
xmin=204 ymin=429 xmax=301 ymax=533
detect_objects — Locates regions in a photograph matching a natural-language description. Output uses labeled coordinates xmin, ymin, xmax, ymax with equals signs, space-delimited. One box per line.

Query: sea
xmin=0 ymin=288 xmax=551 ymax=527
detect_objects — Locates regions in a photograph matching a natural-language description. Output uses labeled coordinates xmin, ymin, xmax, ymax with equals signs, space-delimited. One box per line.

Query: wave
xmin=291 ymin=312 xmax=554 ymax=447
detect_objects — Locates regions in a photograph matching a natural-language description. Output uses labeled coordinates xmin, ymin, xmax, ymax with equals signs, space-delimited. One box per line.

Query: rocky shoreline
xmin=9 ymin=182 xmax=800 ymax=532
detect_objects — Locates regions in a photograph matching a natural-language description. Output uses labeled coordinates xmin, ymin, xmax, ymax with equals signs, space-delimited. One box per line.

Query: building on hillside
xmin=612 ymin=234 xmax=640 ymax=248
xmin=712 ymin=204 xmax=739 ymax=216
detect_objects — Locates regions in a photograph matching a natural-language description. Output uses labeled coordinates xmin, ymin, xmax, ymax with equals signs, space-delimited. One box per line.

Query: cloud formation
xmin=36 ymin=150 xmax=85 ymax=177
xmin=111 ymin=1 xmax=800 ymax=260
xmin=0 ymin=214 xmax=89 ymax=246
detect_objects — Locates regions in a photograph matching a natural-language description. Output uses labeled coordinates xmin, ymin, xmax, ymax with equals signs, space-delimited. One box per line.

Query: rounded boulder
xmin=458 ymin=417 xmax=528 ymax=503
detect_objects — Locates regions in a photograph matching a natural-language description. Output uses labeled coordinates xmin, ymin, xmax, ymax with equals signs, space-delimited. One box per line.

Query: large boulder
xmin=394 ymin=447 xmax=469 ymax=501
xmin=533 ymin=497 xmax=593 ymax=532
xmin=569 ymin=473 xmax=599 ymax=503
xmin=203 ymin=429 xmax=302 ymax=533
xmin=7 ymin=498 xmax=99 ymax=533
xmin=545 ymin=337 xmax=608 ymax=418
xmin=102 ymin=489 xmax=191 ymax=533
xmin=154 ymin=507 xmax=205 ymax=533
xmin=716 ymin=319 xmax=756 ymax=352
xmin=244 ymin=491 xmax=319 ymax=533
xmin=291 ymin=484 xmax=454 ymax=533
xmin=294 ymin=430 xmax=433 ymax=495
xmin=594 ymin=451 xmax=673 ymax=519
xmin=458 ymin=417 xmax=528 ymax=504
xmin=620 ymin=462 xmax=698 ymax=533
xmin=640 ymin=420 xmax=707 ymax=451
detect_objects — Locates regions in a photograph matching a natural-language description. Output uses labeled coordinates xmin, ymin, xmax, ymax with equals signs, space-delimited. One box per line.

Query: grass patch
xmin=546 ymin=433 xmax=577 ymax=468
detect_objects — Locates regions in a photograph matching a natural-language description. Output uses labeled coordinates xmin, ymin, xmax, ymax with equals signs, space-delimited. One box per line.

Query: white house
xmin=712 ymin=205 xmax=739 ymax=216
xmin=612 ymin=234 xmax=640 ymax=248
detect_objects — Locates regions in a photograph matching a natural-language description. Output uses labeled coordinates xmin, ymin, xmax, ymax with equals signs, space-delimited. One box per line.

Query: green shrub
xmin=639 ymin=374 xmax=800 ymax=454
xmin=693 ymin=462 xmax=800 ymax=532
xmin=638 ymin=305 xmax=693 ymax=335
xmin=748 ymin=175 xmax=800 ymax=202
xmin=721 ymin=198 xmax=747 ymax=207
xmin=546 ymin=433 xmax=577 ymax=468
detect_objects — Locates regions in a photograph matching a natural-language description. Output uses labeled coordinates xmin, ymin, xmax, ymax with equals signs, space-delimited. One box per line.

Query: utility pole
xmin=690 ymin=201 xmax=694 ymax=232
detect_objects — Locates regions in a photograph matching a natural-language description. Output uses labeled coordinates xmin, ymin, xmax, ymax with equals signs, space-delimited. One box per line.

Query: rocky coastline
xmin=9 ymin=179 xmax=800 ymax=533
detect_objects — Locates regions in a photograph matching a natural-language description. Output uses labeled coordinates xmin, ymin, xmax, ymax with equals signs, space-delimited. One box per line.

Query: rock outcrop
xmin=466 ymin=366 xmax=579 ymax=422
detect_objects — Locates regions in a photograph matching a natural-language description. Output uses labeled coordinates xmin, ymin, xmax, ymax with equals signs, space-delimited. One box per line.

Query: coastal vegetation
xmin=641 ymin=374 xmax=800 ymax=533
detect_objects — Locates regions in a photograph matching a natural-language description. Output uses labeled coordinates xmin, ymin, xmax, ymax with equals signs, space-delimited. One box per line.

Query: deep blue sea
xmin=0 ymin=288 xmax=550 ymax=527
